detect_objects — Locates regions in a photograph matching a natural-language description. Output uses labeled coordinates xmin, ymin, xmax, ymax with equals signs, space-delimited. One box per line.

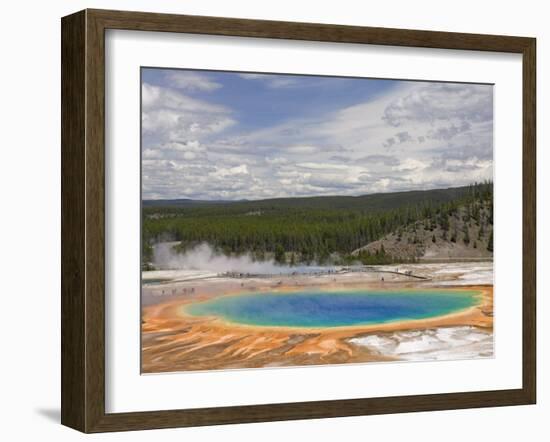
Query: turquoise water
xmin=184 ymin=289 xmax=481 ymax=328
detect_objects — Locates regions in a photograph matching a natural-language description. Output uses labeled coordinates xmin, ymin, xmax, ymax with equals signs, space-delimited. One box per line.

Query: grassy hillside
xmin=142 ymin=183 xmax=493 ymax=268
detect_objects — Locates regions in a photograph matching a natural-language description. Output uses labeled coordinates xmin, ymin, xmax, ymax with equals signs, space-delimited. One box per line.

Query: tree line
xmin=142 ymin=181 xmax=493 ymax=267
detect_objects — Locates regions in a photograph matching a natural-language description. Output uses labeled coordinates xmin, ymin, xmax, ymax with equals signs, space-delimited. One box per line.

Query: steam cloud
xmin=153 ymin=242 xmax=293 ymax=274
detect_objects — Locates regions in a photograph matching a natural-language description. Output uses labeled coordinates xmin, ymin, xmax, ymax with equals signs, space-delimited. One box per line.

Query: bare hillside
xmin=352 ymin=202 xmax=493 ymax=262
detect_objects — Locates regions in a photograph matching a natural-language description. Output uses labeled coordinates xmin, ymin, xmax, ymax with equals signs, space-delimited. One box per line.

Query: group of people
xmin=154 ymin=286 xmax=195 ymax=297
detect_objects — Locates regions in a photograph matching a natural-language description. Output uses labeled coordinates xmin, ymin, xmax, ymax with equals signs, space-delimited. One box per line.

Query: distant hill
xmin=142 ymin=198 xmax=231 ymax=208
xmin=143 ymin=186 xmax=472 ymax=213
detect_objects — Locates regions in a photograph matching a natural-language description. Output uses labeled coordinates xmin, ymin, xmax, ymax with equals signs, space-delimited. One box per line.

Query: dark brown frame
xmin=61 ymin=8 xmax=536 ymax=433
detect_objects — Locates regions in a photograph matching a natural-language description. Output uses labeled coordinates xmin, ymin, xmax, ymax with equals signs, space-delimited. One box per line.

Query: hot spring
xmin=184 ymin=289 xmax=481 ymax=328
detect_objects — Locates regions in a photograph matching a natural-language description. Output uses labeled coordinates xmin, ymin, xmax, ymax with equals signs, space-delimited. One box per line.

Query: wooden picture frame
xmin=61 ymin=8 xmax=536 ymax=433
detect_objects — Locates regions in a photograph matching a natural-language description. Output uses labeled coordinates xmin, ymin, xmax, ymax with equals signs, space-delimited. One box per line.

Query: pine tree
xmin=451 ymin=227 xmax=457 ymax=243
xmin=274 ymin=244 xmax=286 ymax=264
xmin=463 ymin=226 xmax=470 ymax=245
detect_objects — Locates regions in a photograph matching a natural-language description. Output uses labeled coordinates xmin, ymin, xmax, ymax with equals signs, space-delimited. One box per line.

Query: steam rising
xmin=153 ymin=242 xmax=292 ymax=274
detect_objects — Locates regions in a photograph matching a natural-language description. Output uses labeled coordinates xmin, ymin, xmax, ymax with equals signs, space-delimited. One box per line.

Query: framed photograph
xmin=61 ymin=9 xmax=536 ymax=432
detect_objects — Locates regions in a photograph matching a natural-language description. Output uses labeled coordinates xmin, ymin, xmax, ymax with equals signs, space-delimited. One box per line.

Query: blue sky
xmin=141 ymin=68 xmax=493 ymax=200
xmin=142 ymin=69 xmax=397 ymax=133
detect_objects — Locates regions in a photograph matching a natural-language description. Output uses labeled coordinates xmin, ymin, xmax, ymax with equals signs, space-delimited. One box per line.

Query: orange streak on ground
xmin=141 ymin=285 xmax=492 ymax=373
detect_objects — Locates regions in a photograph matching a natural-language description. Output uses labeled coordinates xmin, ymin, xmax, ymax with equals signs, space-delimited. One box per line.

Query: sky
xmin=141 ymin=68 xmax=493 ymax=201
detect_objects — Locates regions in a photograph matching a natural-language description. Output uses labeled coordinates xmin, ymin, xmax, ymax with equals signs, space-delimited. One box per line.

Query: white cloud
xmin=142 ymin=83 xmax=223 ymax=113
xmin=238 ymin=72 xmax=299 ymax=88
xmin=165 ymin=71 xmax=222 ymax=92
xmin=265 ymin=157 xmax=289 ymax=165
xmin=142 ymin=83 xmax=235 ymax=140
xmin=393 ymin=158 xmax=429 ymax=172
xmin=237 ymin=73 xmax=264 ymax=80
xmin=284 ymin=145 xmax=321 ymax=154
xmin=142 ymin=78 xmax=493 ymax=200
xmin=212 ymin=164 xmax=249 ymax=178
xmin=359 ymin=155 xmax=400 ymax=166
xmin=382 ymin=83 xmax=493 ymax=127
xmin=296 ymin=162 xmax=351 ymax=170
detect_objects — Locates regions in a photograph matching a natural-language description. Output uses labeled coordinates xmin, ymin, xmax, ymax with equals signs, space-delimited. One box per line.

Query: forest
xmin=142 ymin=182 xmax=493 ymax=268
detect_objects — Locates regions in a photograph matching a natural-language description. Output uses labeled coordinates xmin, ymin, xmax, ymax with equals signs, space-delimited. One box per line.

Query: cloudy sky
xmin=141 ymin=68 xmax=493 ymax=201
